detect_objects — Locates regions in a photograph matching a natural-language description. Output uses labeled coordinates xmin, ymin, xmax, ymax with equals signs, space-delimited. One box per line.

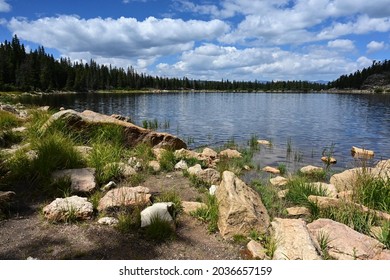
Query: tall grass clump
xmin=285 ymin=177 xmax=327 ymax=206
xmin=86 ymin=124 xmax=125 ymax=147
xmin=116 ymin=207 xmax=142 ymax=234
xmin=0 ymin=110 xmax=22 ymax=130
xmin=25 ymin=109 xmax=52 ymax=141
xmin=190 ymin=194 xmax=219 ymax=233
xmin=353 ymin=172 xmax=390 ymax=213
xmin=216 ymin=148 xmax=254 ymax=175
xmin=0 ymin=130 xmax=23 ymax=148
xmin=131 ymin=143 xmax=154 ymax=164
xmin=144 ymin=214 xmax=176 ymax=242
xmin=251 ymin=180 xmax=286 ymax=219
xmin=248 ymin=134 xmax=259 ymax=151
xmin=158 ymin=149 xmax=176 ymax=172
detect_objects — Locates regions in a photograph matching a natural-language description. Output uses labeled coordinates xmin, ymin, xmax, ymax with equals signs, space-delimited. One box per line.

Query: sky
xmin=0 ymin=0 xmax=389 ymax=82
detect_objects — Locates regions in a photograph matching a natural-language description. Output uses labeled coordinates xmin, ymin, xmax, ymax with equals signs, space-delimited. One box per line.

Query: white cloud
xmin=366 ymin=41 xmax=386 ymax=53
xmin=7 ymin=15 xmax=230 ymax=65
xmin=357 ymin=56 xmax=373 ymax=68
xmin=0 ymin=0 xmax=11 ymax=12
xmin=155 ymin=43 xmax=359 ymax=81
xmin=327 ymin=39 xmax=355 ymax=51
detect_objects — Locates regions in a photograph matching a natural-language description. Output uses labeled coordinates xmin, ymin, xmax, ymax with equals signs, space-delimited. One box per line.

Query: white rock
xmin=101 ymin=181 xmax=117 ymax=192
xmin=98 ymin=217 xmax=119 ymax=226
xmin=188 ymin=164 xmax=202 ymax=175
xmin=174 ymin=160 xmax=188 ymax=170
xmin=209 ymin=185 xmax=218 ymax=195
xmin=148 ymin=160 xmax=161 ymax=172
xmin=140 ymin=202 xmax=174 ymax=227
xmin=43 ymin=196 xmax=94 ymax=222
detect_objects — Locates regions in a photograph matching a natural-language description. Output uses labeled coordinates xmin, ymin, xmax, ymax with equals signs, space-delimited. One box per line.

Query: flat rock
xmin=219 ymin=149 xmax=242 ymax=158
xmin=312 ymin=182 xmax=338 ymax=198
xmin=286 ymin=207 xmax=310 ymax=217
xmin=52 ymin=168 xmax=96 ymax=193
xmin=270 ymin=176 xmax=288 ymax=187
xmin=247 ymin=240 xmax=267 ymax=259
xmin=277 ymin=189 xmax=289 ymax=199
xmin=98 ymin=217 xmax=119 ymax=226
xmin=351 ymin=146 xmax=374 ymax=158
xmin=140 ymin=202 xmax=174 ymax=227
xmin=307 ymin=218 xmax=385 ymax=260
xmin=376 ymin=159 xmax=390 ymax=170
xmin=300 ymin=165 xmax=323 ymax=174
xmin=216 ymin=171 xmax=270 ymax=239
xmin=98 ymin=186 xmax=151 ymax=211
xmin=197 ymin=168 xmax=221 ymax=185
xmin=174 ymin=148 xmax=201 ymax=160
xmin=43 ymin=109 xmax=187 ymax=150
xmin=182 ymin=201 xmax=207 ymax=214
xmin=188 ymin=164 xmax=202 ymax=175
xmin=330 ymin=167 xmax=366 ymax=192
xmin=262 ymin=166 xmax=280 ymax=174
xmin=43 ymin=196 xmax=93 ymax=222
xmin=271 ymin=218 xmax=321 ymax=260
xmin=257 ymin=140 xmax=271 ymax=146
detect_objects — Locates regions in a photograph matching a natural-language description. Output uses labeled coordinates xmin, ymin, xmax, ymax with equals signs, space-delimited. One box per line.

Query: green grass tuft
xmin=191 ymin=194 xmax=219 ymax=233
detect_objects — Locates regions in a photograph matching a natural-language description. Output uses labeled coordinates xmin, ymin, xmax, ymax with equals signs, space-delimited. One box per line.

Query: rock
xmin=216 ymin=171 xmax=270 ymax=239
xmin=209 ymin=185 xmax=218 ymax=195
xmin=197 ymin=168 xmax=221 ymax=185
xmin=43 ymin=196 xmax=93 ymax=222
xmin=257 ymin=140 xmax=271 ymax=146
xmin=101 ymin=181 xmax=117 ymax=192
xmin=27 ymin=256 xmax=38 ymax=260
xmin=219 ymin=149 xmax=242 ymax=158
xmin=330 ymin=167 xmax=365 ymax=191
xmin=247 ymin=240 xmax=267 ymax=259
xmin=351 ymin=146 xmax=374 ymax=158
xmin=140 ymin=202 xmax=174 ymax=227
xmin=300 ymin=165 xmax=323 ymax=174
xmin=270 ymin=176 xmax=288 ymax=187
xmin=286 ymin=207 xmax=310 ymax=217
xmin=0 ymin=191 xmax=16 ymax=208
xmin=98 ymin=217 xmax=119 ymax=226
xmin=337 ymin=190 xmax=354 ymax=201
xmin=127 ymin=157 xmax=138 ymax=166
xmin=201 ymin=147 xmax=218 ymax=159
xmin=148 ymin=160 xmax=161 ymax=172
xmin=111 ymin=114 xmax=132 ymax=123
xmin=43 ymin=109 xmax=187 ymax=150
xmin=373 ymin=250 xmax=390 ymax=260
xmin=174 ymin=159 xmax=188 ymax=170
xmin=188 ymin=164 xmax=202 ymax=175
xmin=321 ymin=156 xmax=337 ymax=164
xmin=11 ymin=126 xmax=27 ymax=133
xmin=182 ymin=201 xmax=207 ymax=214
xmin=104 ymin=162 xmax=136 ymax=177
xmin=271 ymin=218 xmax=321 ymax=260
xmin=98 ymin=186 xmax=151 ymax=211
xmin=152 ymin=148 xmax=167 ymax=161
xmin=243 ymin=165 xmax=251 ymax=170
xmin=59 ymin=107 xmax=65 ymax=111
xmin=51 ymin=168 xmax=96 ymax=193
xmin=307 ymin=218 xmax=385 ymax=260
xmin=376 ymin=159 xmax=390 ymax=170
xmin=277 ymin=189 xmax=289 ymax=199
xmin=312 ymin=182 xmax=338 ymax=198
xmin=174 ymin=148 xmax=201 ymax=160
xmin=74 ymin=146 xmax=93 ymax=158
xmin=262 ymin=166 xmax=280 ymax=174
xmin=134 ymin=162 xmax=142 ymax=172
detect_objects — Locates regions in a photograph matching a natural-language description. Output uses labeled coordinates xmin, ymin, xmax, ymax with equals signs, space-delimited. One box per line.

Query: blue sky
xmin=0 ymin=0 xmax=389 ymax=81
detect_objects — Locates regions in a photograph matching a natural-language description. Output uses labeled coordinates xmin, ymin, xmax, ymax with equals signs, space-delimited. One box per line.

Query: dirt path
xmin=0 ymin=172 xmax=244 ymax=260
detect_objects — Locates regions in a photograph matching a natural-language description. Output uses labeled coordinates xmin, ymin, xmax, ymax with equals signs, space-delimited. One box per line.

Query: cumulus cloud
xmin=327 ymin=39 xmax=355 ymax=51
xmin=0 ymin=0 xmax=11 ymax=12
xmin=7 ymin=15 xmax=229 ymax=64
xmin=366 ymin=41 xmax=386 ymax=53
xmin=155 ymin=43 xmax=359 ymax=81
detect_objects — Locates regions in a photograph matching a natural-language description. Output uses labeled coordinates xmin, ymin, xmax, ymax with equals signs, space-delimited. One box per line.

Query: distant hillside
xmin=329 ymin=60 xmax=390 ymax=92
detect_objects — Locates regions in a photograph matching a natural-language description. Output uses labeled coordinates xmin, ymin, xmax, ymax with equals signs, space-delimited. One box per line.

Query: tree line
xmin=329 ymin=60 xmax=390 ymax=89
xmin=0 ymin=35 xmax=329 ymax=92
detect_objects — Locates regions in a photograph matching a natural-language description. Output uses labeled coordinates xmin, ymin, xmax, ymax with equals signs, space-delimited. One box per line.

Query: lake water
xmin=19 ymin=92 xmax=390 ymax=172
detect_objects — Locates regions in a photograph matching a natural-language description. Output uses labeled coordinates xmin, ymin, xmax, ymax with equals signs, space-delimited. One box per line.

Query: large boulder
xmin=215 ymin=171 xmax=270 ymax=239
xmin=307 ymin=218 xmax=386 ymax=260
xmin=330 ymin=167 xmax=366 ymax=191
xmin=51 ymin=168 xmax=96 ymax=193
xmin=43 ymin=196 xmax=93 ymax=222
xmin=140 ymin=202 xmax=174 ymax=227
xmin=97 ymin=186 xmax=151 ymax=211
xmin=43 ymin=109 xmax=187 ymax=150
xmin=271 ymin=218 xmax=321 ymax=260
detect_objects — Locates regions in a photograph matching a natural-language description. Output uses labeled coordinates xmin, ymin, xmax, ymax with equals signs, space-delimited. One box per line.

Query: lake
xmin=18 ymin=92 xmax=390 ymax=172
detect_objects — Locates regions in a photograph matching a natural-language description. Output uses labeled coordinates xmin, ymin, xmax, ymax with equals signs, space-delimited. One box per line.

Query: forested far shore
xmin=1 ymin=35 xmax=389 ymax=94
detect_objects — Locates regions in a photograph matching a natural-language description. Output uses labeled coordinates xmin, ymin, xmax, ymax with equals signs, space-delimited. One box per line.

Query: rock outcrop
xmin=42 ymin=109 xmax=187 ymax=150
xmin=43 ymin=196 xmax=93 ymax=222
xmin=307 ymin=218 xmax=387 ymax=260
xmin=51 ymin=168 xmax=96 ymax=193
xmin=271 ymin=218 xmax=321 ymax=260
xmin=98 ymin=186 xmax=151 ymax=211
xmin=215 ymin=171 xmax=270 ymax=239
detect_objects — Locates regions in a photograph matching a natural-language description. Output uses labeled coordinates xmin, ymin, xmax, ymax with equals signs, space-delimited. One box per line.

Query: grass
xmin=353 ymin=172 xmax=390 ymax=213
xmin=216 ymin=148 xmax=254 ymax=175
xmin=0 ymin=110 xmax=22 ymax=130
xmin=317 ymin=231 xmax=333 ymax=260
xmin=144 ymin=214 xmax=175 ymax=242
xmin=251 ymin=180 xmax=287 ymax=219
xmin=0 ymin=130 xmax=23 ymax=148
xmin=277 ymin=163 xmax=287 ymax=175
xmin=158 ymin=149 xmax=176 ymax=172
xmin=130 ymin=143 xmax=155 ymax=164
xmin=116 ymin=207 xmax=142 ymax=233
xmin=191 ymin=194 xmax=219 ymax=233
xmin=284 ymin=177 xmax=327 ymax=206
xmin=377 ymin=222 xmax=390 ymax=249
xmin=248 ymin=134 xmax=259 ymax=151
xmin=154 ymin=190 xmax=183 ymax=220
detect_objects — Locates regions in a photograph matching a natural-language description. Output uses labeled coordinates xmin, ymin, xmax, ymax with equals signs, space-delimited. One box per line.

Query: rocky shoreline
xmin=1 ymin=103 xmax=390 ymax=260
